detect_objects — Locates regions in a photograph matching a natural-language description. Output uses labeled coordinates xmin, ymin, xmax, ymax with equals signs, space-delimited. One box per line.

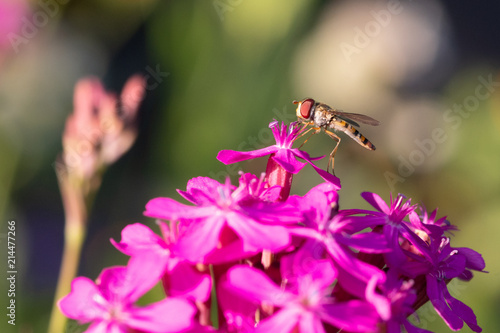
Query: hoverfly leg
xmin=297 ymin=126 xmax=321 ymax=149
xmin=324 ymin=129 xmax=341 ymax=174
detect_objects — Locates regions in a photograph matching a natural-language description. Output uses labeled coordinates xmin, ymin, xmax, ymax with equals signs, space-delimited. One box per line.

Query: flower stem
xmin=47 ymin=174 xmax=89 ymax=333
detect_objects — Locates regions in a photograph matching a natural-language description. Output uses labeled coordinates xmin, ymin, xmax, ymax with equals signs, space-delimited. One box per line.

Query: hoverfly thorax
xmin=294 ymin=98 xmax=316 ymax=121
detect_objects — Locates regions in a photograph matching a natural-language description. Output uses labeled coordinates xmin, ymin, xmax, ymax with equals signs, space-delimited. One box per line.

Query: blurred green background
xmin=0 ymin=0 xmax=499 ymax=332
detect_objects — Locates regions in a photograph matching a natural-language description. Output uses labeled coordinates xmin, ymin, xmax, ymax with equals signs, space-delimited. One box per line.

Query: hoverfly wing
xmin=335 ymin=115 xmax=361 ymax=127
xmin=333 ymin=111 xmax=380 ymax=127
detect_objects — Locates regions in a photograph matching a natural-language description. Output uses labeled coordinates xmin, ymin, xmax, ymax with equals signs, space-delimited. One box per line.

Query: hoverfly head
xmin=293 ymin=98 xmax=315 ymax=121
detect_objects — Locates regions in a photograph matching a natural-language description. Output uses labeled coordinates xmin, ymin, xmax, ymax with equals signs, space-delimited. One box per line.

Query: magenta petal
xmin=185 ymin=176 xmax=222 ymax=194
xmin=288 ymin=226 xmax=322 ymax=240
xmin=360 ymin=192 xmax=390 ymax=214
xmin=384 ymin=225 xmax=410 ymax=267
xmin=227 ymin=214 xmax=290 ymax=252
xmin=292 ymin=149 xmax=341 ymax=188
xmin=296 ymin=187 xmax=331 ymax=225
xmin=441 ymin=254 xmax=466 ymax=279
xmin=144 ymin=197 xmax=215 ymax=221
xmin=326 ymin=240 xmax=385 ymax=298
xmin=217 ymin=146 xmax=278 ymax=164
xmin=168 ymin=262 xmax=211 ymax=301
xmin=98 ymin=253 xmax=165 ymax=304
xmin=443 ymin=286 xmax=482 ymax=332
xmin=337 ymin=232 xmax=391 ymax=253
xmin=111 ymin=223 xmax=165 ymax=256
xmin=307 ymin=161 xmax=341 ymax=187
xmin=320 ymin=301 xmax=379 ymax=332
xmin=387 ymin=321 xmax=401 ymax=333
xmin=338 ymin=215 xmax=384 ymax=232
xmin=307 ymin=259 xmax=337 ymax=290
xmin=176 ymin=215 xmax=225 ymax=262
xmin=280 ymin=249 xmax=335 ymax=286
xmin=227 ymin=266 xmax=295 ymax=305
xmin=365 ymin=276 xmax=391 ymax=321
xmin=218 ymin=278 xmax=259 ymax=332
xmin=426 ymin=276 xmax=463 ymax=331
xmin=272 ymin=149 xmax=307 ymax=173
xmin=254 ymin=308 xmax=300 ymax=333
xmin=85 ymin=321 xmax=125 ymax=333
xmin=58 ymin=277 xmax=104 ymax=322
xmin=178 ymin=176 xmax=224 ymax=204
xmin=204 ymin=237 xmax=254 ymax=264
xmin=123 ymin=252 xmax=167 ymax=301
xmin=127 ymin=298 xmax=196 ymax=333
xmin=298 ymin=313 xmax=325 ymax=333
xmin=403 ymin=320 xmax=435 ymax=333
xmin=243 ymin=203 xmax=302 ymax=224
xmin=456 ymin=247 xmax=486 ymax=272
xmin=96 ymin=266 xmax=128 ymax=301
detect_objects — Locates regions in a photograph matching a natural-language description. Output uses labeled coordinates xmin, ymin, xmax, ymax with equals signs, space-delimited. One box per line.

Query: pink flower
xmin=346 ymin=192 xmax=422 ymax=268
xmin=217 ymin=121 xmax=341 ymax=188
xmin=287 ymin=183 xmax=388 ymax=299
xmin=399 ymin=237 xmax=484 ymax=332
xmin=111 ymin=223 xmax=211 ymax=302
xmin=61 ymin=75 xmax=145 ymax=180
xmin=226 ymin=259 xmax=379 ymax=332
xmin=144 ymin=174 xmax=301 ymax=263
xmin=58 ymin=253 xmax=196 ymax=333
xmin=365 ymin=270 xmax=433 ymax=333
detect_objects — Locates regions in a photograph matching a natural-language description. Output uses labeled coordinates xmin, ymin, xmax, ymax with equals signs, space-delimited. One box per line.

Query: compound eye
xmin=300 ymin=98 xmax=315 ymax=119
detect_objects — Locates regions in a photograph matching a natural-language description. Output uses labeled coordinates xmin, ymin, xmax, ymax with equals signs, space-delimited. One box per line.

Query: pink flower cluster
xmin=61 ymin=75 xmax=146 ymax=182
xmin=59 ymin=121 xmax=485 ymax=333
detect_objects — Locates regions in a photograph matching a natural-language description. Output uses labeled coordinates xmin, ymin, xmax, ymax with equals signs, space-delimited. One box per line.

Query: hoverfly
xmin=293 ymin=98 xmax=380 ymax=173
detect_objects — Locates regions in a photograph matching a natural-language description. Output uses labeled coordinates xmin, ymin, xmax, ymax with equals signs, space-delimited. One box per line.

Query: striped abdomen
xmin=330 ymin=119 xmax=376 ymax=150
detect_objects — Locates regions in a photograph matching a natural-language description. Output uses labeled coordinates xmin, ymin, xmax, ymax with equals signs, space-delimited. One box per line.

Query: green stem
xmin=47 ymin=175 xmax=88 ymax=333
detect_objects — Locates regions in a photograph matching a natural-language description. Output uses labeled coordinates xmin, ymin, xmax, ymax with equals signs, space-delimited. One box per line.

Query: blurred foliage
xmin=0 ymin=0 xmax=499 ymax=332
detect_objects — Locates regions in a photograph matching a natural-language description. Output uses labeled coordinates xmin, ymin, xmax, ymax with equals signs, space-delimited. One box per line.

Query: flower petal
xmin=58 ymin=277 xmax=105 ymax=322
xmin=98 ymin=253 xmax=166 ymax=303
xmin=144 ymin=197 xmax=215 ymax=221
xmin=442 ymin=285 xmax=482 ymax=332
xmin=166 ymin=262 xmax=211 ymax=301
xmin=253 ymin=309 xmax=300 ymax=333
xmin=365 ymin=275 xmax=391 ymax=321
xmin=326 ymin=240 xmax=385 ymax=298
xmin=272 ymin=149 xmax=307 ymax=173
xmin=426 ymin=276 xmax=463 ymax=331
xmin=218 ymin=277 xmax=259 ymax=332
xmin=127 ymin=298 xmax=196 ymax=333
xmin=242 ymin=202 xmax=302 ymax=224
xmin=455 ymin=247 xmax=486 ymax=272
xmin=227 ymin=213 xmax=290 ymax=253
xmin=110 ymin=223 xmax=166 ymax=256
xmin=298 ymin=312 xmax=326 ymax=333
xmin=178 ymin=176 xmax=225 ymax=204
xmin=176 ymin=215 xmax=225 ymax=262
xmin=96 ymin=266 xmax=128 ymax=302
xmin=227 ymin=266 xmax=295 ymax=305
xmin=442 ymin=254 xmax=466 ymax=279
xmin=337 ymin=232 xmax=391 ymax=253
xmin=217 ymin=146 xmax=278 ymax=164
xmin=360 ymin=192 xmax=390 ymax=214
xmin=320 ymin=300 xmax=379 ymax=332
xmin=85 ymin=321 xmax=127 ymax=333
xmin=402 ymin=320 xmax=435 ymax=333
xmin=292 ymin=150 xmax=341 ymax=187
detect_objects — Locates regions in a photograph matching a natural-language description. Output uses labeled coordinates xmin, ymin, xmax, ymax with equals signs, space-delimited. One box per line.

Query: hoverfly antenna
xmin=293 ymin=100 xmax=299 ymax=104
